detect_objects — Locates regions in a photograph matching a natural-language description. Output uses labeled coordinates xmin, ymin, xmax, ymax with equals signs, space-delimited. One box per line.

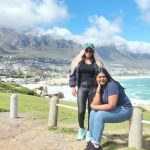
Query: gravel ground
xmin=1 ymin=111 xmax=149 ymax=150
xmin=0 ymin=112 xmax=86 ymax=150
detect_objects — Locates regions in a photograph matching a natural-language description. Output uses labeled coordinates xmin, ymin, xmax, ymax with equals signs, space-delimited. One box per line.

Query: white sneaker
xmin=86 ymin=131 xmax=91 ymax=142
xmin=76 ymin=128 xmax=86 ymax=140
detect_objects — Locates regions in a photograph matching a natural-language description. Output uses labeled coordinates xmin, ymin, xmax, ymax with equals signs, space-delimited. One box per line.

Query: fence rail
xmin=57 ymin=104 xmax=78 ymax=110
xmin=141 ymin=120 xmax=150 ymax=124
xmin=7 ymin=94 xmax=150 ymax=150
xmin=48 ymin=96 xmax=150 ymax=150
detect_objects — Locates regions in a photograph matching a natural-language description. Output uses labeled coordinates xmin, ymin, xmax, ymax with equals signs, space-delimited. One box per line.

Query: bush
xmin=16 ymin=87 xmax=38 ymax=96
xmin=0 ymin=82 xmax=38 ymax=96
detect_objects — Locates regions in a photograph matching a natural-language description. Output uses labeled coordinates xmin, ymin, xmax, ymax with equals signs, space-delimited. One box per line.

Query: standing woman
xmin=69 ymin=43 xmax=104 ymax=141
xmin=84 ymin=67 xmax=133 ymax=150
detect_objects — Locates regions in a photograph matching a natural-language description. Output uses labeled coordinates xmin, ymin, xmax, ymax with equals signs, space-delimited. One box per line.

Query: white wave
xmin=47 ymin=85 xmax=77 ymax=101
xmin=114 ymin=75 xmax=150 ymax=80
xmin=131 ymin=98 xmax=150 ymax=105
xmin=47 ymin=85 xmax=150 ymax=104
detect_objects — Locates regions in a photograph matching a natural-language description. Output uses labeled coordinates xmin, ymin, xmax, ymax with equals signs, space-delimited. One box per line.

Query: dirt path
xmin=1 ymin=112 xmax=150 ymax=150
xmin=0 ymin=112 xmax=86 ymax=150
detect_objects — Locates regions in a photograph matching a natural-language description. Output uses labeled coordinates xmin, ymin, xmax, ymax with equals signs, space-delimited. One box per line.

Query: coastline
xmin=21 ymin=84 xmax=150 ymax=112
xmin=21 ymin=76 xmax=150 ymax=112
xmin=21 ymin=75 xmax=150 ymax=89
xmin=114 ymin=75 xmax=150 ymax=79
xmin=21 ymin=78 xmax=68 ymax=89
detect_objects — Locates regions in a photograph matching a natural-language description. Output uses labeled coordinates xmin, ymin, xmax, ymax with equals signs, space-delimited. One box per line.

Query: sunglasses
xmin=85 ymin=49 xmax=94 ymax=54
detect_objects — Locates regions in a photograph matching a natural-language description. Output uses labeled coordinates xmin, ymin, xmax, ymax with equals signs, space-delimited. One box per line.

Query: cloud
xmin=42 ymin=15 xmax=150 ymax=54
xmin=81 ymin=15 xmax=122 ymax=45
xmin=43 ymin=15 xmax=122 ymax=45
xmin=0 ymin=0 xmax=69 ymax=29
xmin=135 ymin=0 xmax=150 ymax=23
xmin=128 ymin=41 xmax=150 ymax=54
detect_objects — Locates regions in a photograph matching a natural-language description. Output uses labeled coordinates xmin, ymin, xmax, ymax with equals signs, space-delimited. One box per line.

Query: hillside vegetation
xmin=0 ymin=82 xmax=37 ymax=96
xmin=1 ymin=28 xmax=150 ymax=69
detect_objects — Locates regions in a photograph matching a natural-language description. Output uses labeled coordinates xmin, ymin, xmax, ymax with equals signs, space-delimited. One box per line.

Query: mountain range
xmin=0 ymin=28 xmax=150 ymax=70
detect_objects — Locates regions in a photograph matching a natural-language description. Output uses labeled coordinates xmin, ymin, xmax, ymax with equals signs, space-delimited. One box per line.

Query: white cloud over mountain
xmin=41 ymin=15 xmax=150 ymax=54
xmin=0 ymin=0 xmax=150 ymax=55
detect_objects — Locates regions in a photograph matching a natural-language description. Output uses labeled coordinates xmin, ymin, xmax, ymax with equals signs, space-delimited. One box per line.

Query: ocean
xmin=47 ymin=76 xmax=150 ymax=104
xmin=115 ymin=76 xmax=150 ymax=104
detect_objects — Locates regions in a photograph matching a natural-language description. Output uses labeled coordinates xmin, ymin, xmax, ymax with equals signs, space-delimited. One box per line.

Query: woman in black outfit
xmin=69 ymin=43 xmax=104 ymax=142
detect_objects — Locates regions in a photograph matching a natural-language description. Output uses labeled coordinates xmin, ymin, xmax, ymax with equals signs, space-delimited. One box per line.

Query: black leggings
xmin=77 ymin=88 xmax=93 ymax=130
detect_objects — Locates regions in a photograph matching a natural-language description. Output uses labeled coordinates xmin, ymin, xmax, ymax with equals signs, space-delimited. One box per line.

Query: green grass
xmin=0 ymin=93 xmax=150 ymax=150
xmin=48 ymin=126 xmax=76 ymax=134
xmin=0 ymin=93 xmax=79 ymax=121
xmin=0 ymin=93 xmax=48 ymax=112
xmin=0 ymin=82 xmax=37 ymax=95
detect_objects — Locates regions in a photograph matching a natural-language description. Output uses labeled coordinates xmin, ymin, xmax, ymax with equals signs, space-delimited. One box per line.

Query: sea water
xmin=115 ymin=76 xmax=150 ymax=104
xmin=47 ymin=77 xmax=150 ymax=104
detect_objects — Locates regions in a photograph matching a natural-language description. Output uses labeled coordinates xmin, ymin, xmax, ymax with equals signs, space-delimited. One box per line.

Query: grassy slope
xmin=0 ymin=93 xmax=150 ymax=150
xmin=0 ymin=82 xmax=37 ymax=96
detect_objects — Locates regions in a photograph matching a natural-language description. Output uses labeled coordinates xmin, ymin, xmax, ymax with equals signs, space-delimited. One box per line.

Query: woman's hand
xmin=71 ymin=87 xmax=77 ymax=97
xmin=90 ymin=103 xmax=95 ymax=109
xmin=96 ymin=82 xmax=101 ymax=93
xmin=92 ymin=82 xmax=102 ymax=106
xmin=90 ymin=103 xmax=99 ymax=110
xmin=91 ymin=94 xmax=118 ymax=111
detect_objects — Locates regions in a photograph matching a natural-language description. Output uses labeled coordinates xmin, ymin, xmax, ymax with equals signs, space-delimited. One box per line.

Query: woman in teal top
xmin=84 ymin=67 xmax=133 ymax=150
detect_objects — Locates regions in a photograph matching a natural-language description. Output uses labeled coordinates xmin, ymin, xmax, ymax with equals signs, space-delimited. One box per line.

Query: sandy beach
xmin=21 ymin=78 xmax=68 ymax=89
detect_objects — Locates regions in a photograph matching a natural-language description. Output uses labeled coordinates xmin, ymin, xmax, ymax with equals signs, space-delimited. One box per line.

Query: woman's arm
xmin=69 ymin=73 xmax=76 ymax=87
xmin=91 ymin=94 xmax=118 ymax=111
xmin=71 ymin=87 xmax=77 ymax=97
xmin=92 ymin=91 xmax=102 ymax=105
xmin=69 ymin=68 xmax=77 ymax=96
xmin=91 ymin=83 xmax=102 ymax=105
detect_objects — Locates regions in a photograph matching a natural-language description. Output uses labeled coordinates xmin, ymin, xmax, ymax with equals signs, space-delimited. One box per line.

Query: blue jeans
xmin=89 ymin=106 xmax=133 ymax=144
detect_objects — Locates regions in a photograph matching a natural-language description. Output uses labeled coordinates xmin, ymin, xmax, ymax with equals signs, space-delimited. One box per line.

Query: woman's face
xmin=96 ymin=72 xmax=107 ymax=85
xmin=84 ymin=48 xmax=94 ymax=58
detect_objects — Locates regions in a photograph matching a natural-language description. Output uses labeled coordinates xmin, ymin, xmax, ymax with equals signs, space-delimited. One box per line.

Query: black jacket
xmin=69 ymin=58 xmax=99 ymax=88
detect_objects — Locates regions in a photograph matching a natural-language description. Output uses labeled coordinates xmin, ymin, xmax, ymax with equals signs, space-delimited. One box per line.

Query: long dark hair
xmin=96 ymin=67 xmax=112 ymax=82
xmin=93 ymin=67 xmax=124 ymax=95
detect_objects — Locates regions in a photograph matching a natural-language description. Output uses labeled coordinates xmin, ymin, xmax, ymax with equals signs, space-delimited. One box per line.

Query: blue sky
xmin=59 ymin=0 xmax=150 ymax=42
xmin=0 ymin=0 xmax=150 ymax=54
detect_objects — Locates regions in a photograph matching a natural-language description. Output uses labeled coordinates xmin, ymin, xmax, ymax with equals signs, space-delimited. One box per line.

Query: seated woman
xmin=84 ymin=67 xmax=133 ymax=150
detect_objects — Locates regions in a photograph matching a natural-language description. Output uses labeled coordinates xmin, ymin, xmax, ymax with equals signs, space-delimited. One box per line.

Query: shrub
xmin=0 ymin=82 xmax=38 ymax=96
xmin=16 ymin=87 xmax=37 ymax=96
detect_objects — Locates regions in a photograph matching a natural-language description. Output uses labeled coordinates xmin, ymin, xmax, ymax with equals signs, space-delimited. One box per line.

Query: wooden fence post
xmin=10 ymin=94 xmax=18 ymax=118
xmin=128 ymin=107 xmax=143 ymax=149
xmin=48 ymin=96 xmax=59 ymax=127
